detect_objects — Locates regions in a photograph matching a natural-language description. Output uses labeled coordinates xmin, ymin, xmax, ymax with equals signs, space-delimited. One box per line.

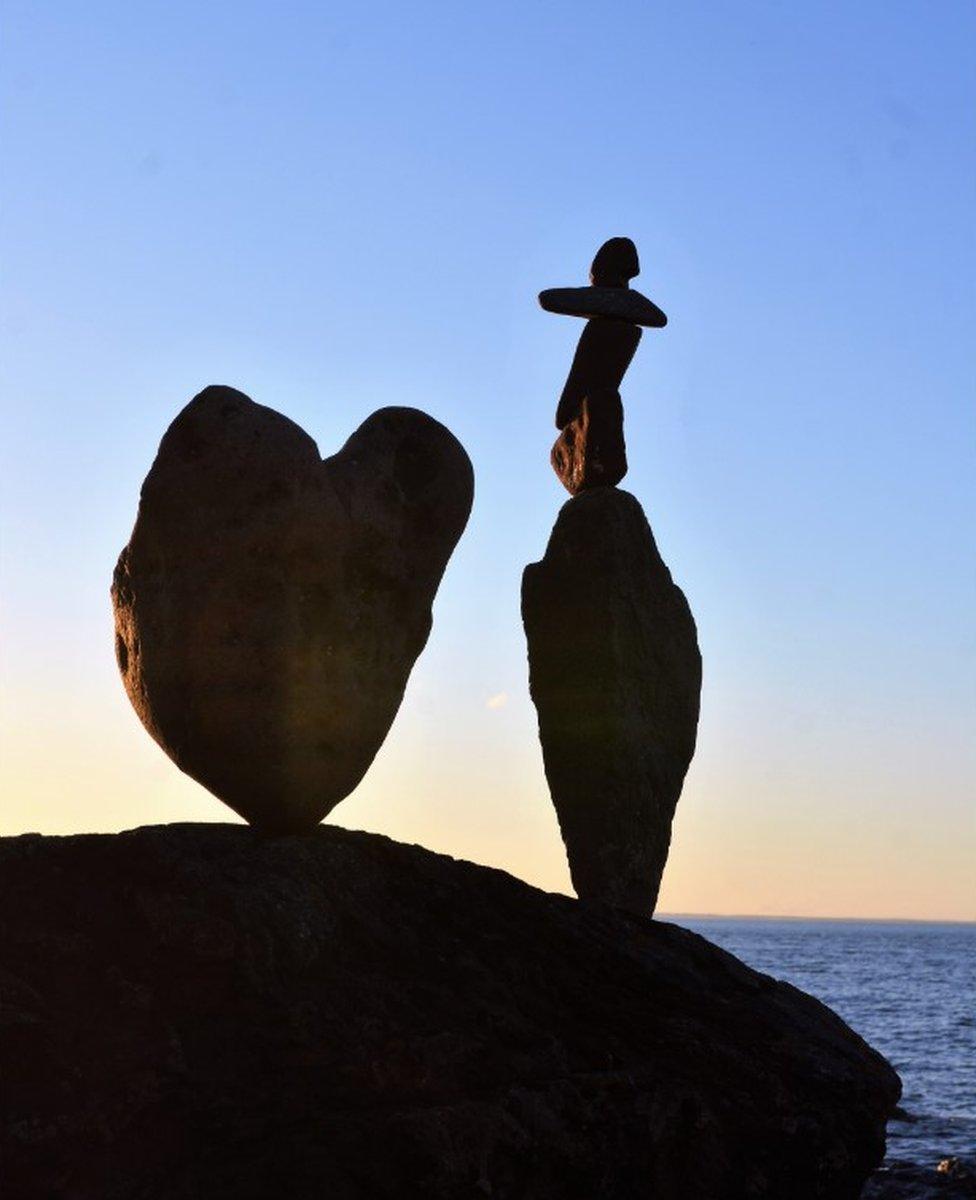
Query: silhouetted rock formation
xmin=112 ymin=386 xmax=473 ymax=833
xmin=550 ymin=388 xmax=627 ymax=493
xmin=0 ymin=823 xmax=900 ymax=1200
xmin=522 ymin=488 xmax=701 ymax=915
xmin=539 ymin=237 xmax=666 ymax=494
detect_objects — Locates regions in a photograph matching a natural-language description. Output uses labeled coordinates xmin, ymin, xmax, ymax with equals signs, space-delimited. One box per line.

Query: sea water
xmin=676 ymin=917 xmax=976 ymax=1165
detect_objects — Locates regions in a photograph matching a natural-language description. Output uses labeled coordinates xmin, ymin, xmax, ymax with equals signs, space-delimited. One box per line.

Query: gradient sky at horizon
xmin=2 ymin=1 xmax=974 ymax=920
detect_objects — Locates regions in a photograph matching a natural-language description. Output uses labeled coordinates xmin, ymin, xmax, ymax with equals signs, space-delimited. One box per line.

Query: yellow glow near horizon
xmin=3 ymin=665 xmax=972 ymax=923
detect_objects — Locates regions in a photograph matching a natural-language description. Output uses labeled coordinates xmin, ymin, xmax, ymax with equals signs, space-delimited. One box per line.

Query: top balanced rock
xmin=540 ymin=237 xmax=666 ymax=494
xmin=112 ymin=386 xmax=473 ymax=833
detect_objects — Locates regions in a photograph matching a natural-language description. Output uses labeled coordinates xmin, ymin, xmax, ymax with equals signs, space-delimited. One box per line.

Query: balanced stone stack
xmin=525 ymin=239 xmax=701 ymax=915
xmin=541 ymin=236 xmax=667 ymax=495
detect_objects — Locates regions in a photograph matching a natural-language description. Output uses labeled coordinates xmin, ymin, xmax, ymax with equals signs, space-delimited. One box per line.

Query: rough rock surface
xmin=862 ymin=1156 xmax=976 ymax=1199
xmin=0 ymin=823 xmax=899 ymax=1200
xmin=112 ymin=386 xmax=473 ymax=833
xmin=551 ymin=389 xmax=627 ymax=493
xmin=522 ymin=488 xmax=701 ymax=915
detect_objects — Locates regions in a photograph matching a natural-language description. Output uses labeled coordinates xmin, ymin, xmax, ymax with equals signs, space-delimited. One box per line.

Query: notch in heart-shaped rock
xmin=112 ymin=385 xmax=474 ymax=833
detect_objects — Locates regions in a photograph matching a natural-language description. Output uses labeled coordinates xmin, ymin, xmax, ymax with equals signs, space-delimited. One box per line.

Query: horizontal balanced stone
xmin=522 ymin=487 xmax=702 ymax=915
xmin=539 ymin=285 xmax=667 ymax=327
xmin=112 ymin=385 xmax=473 ymax=833
xmin=551 ymin=388 xmax=627 ymax=494
xmin=555 ymin=318 xmax=642 ymax=428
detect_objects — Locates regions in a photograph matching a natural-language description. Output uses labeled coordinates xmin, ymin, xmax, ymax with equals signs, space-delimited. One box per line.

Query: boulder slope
xmin=0 ymin=824 xmax=899 ymax=1199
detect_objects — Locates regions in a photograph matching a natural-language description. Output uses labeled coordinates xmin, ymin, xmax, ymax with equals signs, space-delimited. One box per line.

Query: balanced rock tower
xmin=523 ymin=239 xmax=701 ymax=915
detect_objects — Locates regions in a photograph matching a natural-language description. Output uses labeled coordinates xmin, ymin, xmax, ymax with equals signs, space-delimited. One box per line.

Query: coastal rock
xmin=0 ymin=822 xmax=901 ymax=1200
xmin=550 ymin=389 xmax=627 ymax=493
xmin=112 ymin=386 xmax=473 ymax=833
xmin=522 ymin=488 xmax=701 ymax=914
xmin=862 ymin=1156 xmax=976 ymax=1199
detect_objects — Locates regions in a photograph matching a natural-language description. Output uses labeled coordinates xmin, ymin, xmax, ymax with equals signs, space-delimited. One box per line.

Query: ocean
xmin=677 ymin=917 xmax=976 ymax=1167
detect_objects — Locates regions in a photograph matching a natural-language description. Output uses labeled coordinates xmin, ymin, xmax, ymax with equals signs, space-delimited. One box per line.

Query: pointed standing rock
xmin=112 ymin=385 xmax=473 ymax=833
xmin=522 ymin=488 xmax=701 ymax=915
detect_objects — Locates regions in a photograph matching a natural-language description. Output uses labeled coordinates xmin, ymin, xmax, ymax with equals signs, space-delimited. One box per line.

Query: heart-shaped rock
xmin=112 ymin=385 xmax=474 ymax=832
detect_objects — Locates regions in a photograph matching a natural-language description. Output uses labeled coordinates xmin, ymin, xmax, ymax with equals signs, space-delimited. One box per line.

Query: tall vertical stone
xmin=522 ymin=487 xmax=701 ymax=915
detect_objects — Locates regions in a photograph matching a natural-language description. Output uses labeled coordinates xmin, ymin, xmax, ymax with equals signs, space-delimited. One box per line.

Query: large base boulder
xmin=0 ymin=824 xmax=900 ymax=1200
xmin=111 ymin=386 xmax=473 ymax=833
xmin=522 ymin=487 xmax=701 ymax=914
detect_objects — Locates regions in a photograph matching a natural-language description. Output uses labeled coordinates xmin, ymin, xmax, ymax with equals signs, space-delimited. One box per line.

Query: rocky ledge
xmin=0 ymin=825 xmax=899 ymax=1199
xmin=863 ymin=1156 xmax=976 ymax=1199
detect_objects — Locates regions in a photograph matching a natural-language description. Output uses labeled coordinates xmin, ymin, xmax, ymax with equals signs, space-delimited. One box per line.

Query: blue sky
xmin=2 ymin=1 xmax=974 ymax=917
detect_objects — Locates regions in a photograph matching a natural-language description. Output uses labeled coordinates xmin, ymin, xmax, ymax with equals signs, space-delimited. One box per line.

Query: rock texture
xmin=112 ymin=386 xmax=473 ymax=833
xmin=522 ymin=488 xmax=701 ymax=915
xmin=551 ymin=389 xmax=627 ymax=494
xmin=0 ymin=823 xmax=900 ymax=1200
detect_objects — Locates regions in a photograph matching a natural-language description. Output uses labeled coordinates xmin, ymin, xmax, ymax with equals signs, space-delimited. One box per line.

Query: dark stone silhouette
xmin=540 ymin=237 xmax=666 ymax=493
xmin=590 ymin=234 xmax=640 ymax=285
xmin=522 ymin=488 xmax=701 ymax=915
xmin=862 ymin=1156 xmax=976 ymax=1199
xmin=539 ymin=286 xmax=668 ymax=329
xmin=554 ymin=319 xmax=641 ymax=430
xmin=0 ymin=823 xmax=900 ymax=1199
xmin=550 ymin=388 xmax=627 ymax=493
xmin=112 ymin=385 xmax=473 ymax=834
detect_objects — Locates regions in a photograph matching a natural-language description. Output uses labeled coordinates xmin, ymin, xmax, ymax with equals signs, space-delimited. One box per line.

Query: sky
xmin=2 ymin=1 xmax=973 ymax=920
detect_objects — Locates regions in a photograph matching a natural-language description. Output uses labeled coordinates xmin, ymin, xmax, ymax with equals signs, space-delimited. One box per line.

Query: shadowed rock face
xmin=112 ymin=386 xmax=473 ymax=833
xmin=522 ymin=488 xmax=701 ymax=915
xmin=0 ymin=823 xmax=900 ymax=1200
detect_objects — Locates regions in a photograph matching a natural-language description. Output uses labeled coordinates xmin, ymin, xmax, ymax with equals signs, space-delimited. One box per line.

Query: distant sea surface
xmin=677 ymin=917 xmax=976 ymax=1166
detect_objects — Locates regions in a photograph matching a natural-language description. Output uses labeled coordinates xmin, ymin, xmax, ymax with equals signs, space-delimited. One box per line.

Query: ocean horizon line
xmin=661 ymin=911 xmax=976 ymax=927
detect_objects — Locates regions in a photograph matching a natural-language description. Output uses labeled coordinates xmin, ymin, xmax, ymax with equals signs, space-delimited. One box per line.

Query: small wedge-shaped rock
xmin=522 ymin=487 xmax=701 ymax=914
xmin=112 ymin=386 xmax=474 ymax=832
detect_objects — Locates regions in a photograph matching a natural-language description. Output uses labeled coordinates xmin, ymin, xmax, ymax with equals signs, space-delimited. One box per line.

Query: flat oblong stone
xmin=539 ymin=286 xmax=667 ymax=328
